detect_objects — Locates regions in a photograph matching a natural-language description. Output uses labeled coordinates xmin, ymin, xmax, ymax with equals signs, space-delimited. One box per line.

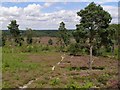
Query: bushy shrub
xmin=55 ymin=46 xmax=65 ymax=52
xmin=26 ymin=45 xmax=34 ymax=52
xmin=105 ymin=46 xmax=111 ymax=52
xmin=67 ymin=43 xmax=81 ymax=56
xmin=41 ymin=45 xmax=50 ymax=51
xmin=2 ymin=36 xmax=6 ymax=46
xmin=20 ymin=45 xmax=39 ymax=53
xmin=82 ymin=81 xmax=94 ymax=88
xmin=98 ymin=74 xmax=110 ymax=85
xmin=48 ymin=39 xmax=53 ymax=45
xmin=50 ymin=78 xmax=60 ymax=86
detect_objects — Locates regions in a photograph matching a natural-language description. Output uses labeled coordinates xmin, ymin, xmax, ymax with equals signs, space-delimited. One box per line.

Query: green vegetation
xmin=2 ymin=51 xmax=40 ymax=88
xmin=7 ymin=20 xmax=24 ymax=46
xmin=48 ymin=39 xmax=53 ymax=45
xmin=75 ymin=2 xmax=112 ymax=70
xmin=50 ymin=78 xmax=60 ymax=86
xmin=1 ymin=32 xmax=6 ymax=46
xmin=1 ymin=2 xmax=119 ymax=89
xmin=66 ymin=80 xmax=94 ymax=89
xmin=58 ymin=22 xmax=70 ymax=47
xmin=26 ymin=28 xmax=33 ymax=45
xmin=67 ymin=43 xmax=82 ymax=56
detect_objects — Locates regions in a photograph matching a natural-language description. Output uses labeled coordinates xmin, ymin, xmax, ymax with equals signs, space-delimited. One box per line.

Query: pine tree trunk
xmin=113 ymin=43 xmax=115 ymax=57
xmin=111 ymin=45 xmax=115 ymax=58
xmin=89 ymin=45 xmax=93 ymax=70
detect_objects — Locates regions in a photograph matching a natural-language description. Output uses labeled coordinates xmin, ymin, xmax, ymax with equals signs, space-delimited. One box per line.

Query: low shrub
xmin=48 ymin=39 xmax=53 ymax=45
xmin=98 ymin=74 xmax=110 ymax=85
xmin=67 ymin=43 xmax=81 ymax=56
xmin=50 ymin=78 xmax=60 ymax=86
xmin=41 ymin=45 xmax=50 ymax=51
xmin=82 ymin=81 xmax=94 ymax=89
xmin=65 ymin=81 xmax=80 ymax=89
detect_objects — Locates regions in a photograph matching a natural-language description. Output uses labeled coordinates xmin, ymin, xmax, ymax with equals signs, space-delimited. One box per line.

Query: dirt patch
xmin=61 ymin=55 xmax=118 ymax=70
xmin=24 ymin=53 xmax=61 ymax=65
xmin=33 ymin=37 xmax=57 ymax=46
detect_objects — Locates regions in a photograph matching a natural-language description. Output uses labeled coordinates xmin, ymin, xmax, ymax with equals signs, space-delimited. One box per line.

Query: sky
xmin=0 ymin=0 xmax=119 ymax=30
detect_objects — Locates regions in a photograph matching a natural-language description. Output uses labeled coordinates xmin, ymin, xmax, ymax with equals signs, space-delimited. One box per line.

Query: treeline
xmin=2 ymin=24 xmax=119 ymax=39
xmin=2 ymin=30 xmax=73 ymax=37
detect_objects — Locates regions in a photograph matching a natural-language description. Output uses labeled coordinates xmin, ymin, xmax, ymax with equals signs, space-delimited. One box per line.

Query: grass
xmin=2 ymin=46 xmax=63 ymax=88
xmin=2 ymin=52 xmax=41 ymax=88
xmin=2 ymin=53 xmax=39 ymax=72
xmin=49 ymin=77 xmax=60 ymax=86
xmin=2 ymin=45 xmax=119 ymax=88
xmin=0 ymin=47 xmax=2 ymax=89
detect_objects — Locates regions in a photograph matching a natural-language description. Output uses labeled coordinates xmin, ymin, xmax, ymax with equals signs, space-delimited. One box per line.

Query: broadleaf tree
xmin=76 ymin=2 xmax=112 ymax=70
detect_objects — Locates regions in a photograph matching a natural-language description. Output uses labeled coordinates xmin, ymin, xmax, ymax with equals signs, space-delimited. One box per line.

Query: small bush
xmin=66 ymin=81 xmax=80 ymax=89
xmin=55 ymin=46 xmax=65 ymax=52
xmin=68 ymin=67 xmax=81 ymax=71
xmin=98 ymin=74 xmax=110 ymax=85
xmin=50 ymin=78 xmax=60 ymax=86
xmin=4 ymin=63 xmax=10 ymax=68
xmin=66 ymin=80 xmax=93 ymax=89
xmin=26 ymin=45 xmax=34 ymax=52
xmin=67 ymin=43 xmax=81 ymax=56
xmin=82 ymin=81 xmax=94 ymax=88
xmin=48 ymin=39 xmax=53 ymax=45
xmin=105 ymin=46 xmax=111 ymax=52
xmin=41 ymin=45 xmax=50 ymax=51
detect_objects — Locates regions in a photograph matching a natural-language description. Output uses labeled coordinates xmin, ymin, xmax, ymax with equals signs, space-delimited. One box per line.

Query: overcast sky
xmin=0 ymin=0 xmax=119 ymax=30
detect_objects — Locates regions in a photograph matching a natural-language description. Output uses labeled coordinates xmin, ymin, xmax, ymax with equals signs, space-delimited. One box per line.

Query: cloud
xmin=93 ymin=0 xmax=118 ymax=4
xmin=23 ymin=3 xmax=41 ymax=16
xmin=43 ymin=2 xmax=56 ymax=8
xmin=0 ymin=3 xmax=80 ymax=30
xmin=22 ymin=9 xmax=80 ymax=29
xmin=0 ymin=6 xmax=22 ymax=17
xmin=0 ymin=2 xmax=118 ymax=30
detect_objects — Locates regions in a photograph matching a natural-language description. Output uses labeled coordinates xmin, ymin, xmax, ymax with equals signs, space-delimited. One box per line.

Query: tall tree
xmin=7 ymin=20 xmax=23 ymax=46
xmin=77 ymin=2 xmax=112 ymax=70
xmin=26 ymin=28 xmax=33 ymax=45
xmin=58 ymin=22 xmax=70 ymax=47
